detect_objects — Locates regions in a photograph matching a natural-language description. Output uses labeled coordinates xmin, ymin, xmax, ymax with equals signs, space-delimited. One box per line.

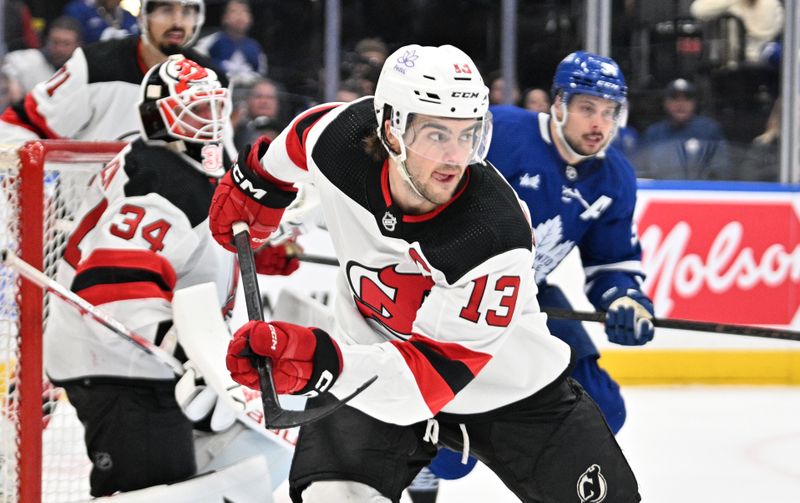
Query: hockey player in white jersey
xmin=0 ymin=0 xmax=234 ymax=149
xmin=43 ymin=55 xmax=294 ymax=499
xmin=414 ymin=50 xmax=659 ymax=503
xmin=210 ymin=44 xmax=641 ymax=502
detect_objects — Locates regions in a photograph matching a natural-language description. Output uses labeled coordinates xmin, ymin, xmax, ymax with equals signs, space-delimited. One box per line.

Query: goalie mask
xmin=373 ymin=44 xmax=492 ymax=197
xmin=550 ymin=51 xmax=628 ymax=161
xmin=139 ymin=0 xmax=205 ymax=50
xmin=138 ymin=55 xmax=230 ymax=176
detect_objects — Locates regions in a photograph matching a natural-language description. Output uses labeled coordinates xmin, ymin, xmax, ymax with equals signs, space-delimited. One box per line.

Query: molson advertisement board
xmin=635 ymin=181 xmax=799 ymax=329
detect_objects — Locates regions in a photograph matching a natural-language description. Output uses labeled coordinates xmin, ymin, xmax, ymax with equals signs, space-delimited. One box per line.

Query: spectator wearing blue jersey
xmin=637 ymin=78 xmax=732 ymax=179
xmin=63 ymin=0 xmax=138 ymax=43
xmin=415 ymin=51 xmax=655 ymax=501
xmin=194 ymin=0 xmax=266 ymax=84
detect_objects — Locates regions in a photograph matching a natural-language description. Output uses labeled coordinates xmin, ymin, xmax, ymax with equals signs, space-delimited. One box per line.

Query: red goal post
xmin=0 ymin=140 xmax=125 ymax=503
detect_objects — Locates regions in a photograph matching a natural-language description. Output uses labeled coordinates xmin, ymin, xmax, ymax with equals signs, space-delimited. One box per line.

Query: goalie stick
xmin=293 ymin=253 xmax=800 ymax=342
xmin=1 ymin=248 xmax=184 ymax=374
xmin=2 ymin=247 xmax=298 ymax=448
xmin=232 ymin=222 xmax=376 ymax=429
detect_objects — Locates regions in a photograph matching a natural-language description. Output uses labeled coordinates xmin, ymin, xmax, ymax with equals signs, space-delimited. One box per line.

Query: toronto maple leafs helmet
xmin=551 ymin=51 xmax=627 ymax=106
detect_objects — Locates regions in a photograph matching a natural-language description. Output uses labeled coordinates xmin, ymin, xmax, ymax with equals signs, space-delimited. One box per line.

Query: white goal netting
xmin=0 ymin=141 xmax=124 ymax=503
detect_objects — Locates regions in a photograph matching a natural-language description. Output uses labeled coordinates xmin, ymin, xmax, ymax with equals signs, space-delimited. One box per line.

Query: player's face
xmin=400 ymin=115 xmax=482 ymax=208
xmin=147 ymin=2 xmax=200 ymax=54
xmin=561 ymin=94 xmax=619 ymax=156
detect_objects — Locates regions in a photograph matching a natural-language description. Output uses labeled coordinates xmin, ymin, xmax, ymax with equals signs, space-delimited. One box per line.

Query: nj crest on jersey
xmin=346 ymin=262 xmax=433 ymax=339
xmin=577 ymin=464 xmax=607 ymax=502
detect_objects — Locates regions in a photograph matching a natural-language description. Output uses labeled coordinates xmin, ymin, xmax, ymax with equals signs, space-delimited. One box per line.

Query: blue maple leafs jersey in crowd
xmin=487 ymin=105 xmax=646 ymax=311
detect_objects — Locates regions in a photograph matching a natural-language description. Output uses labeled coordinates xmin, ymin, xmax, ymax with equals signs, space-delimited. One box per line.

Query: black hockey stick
xmin=232 ymin=222 xmax=376 ymax=429
xmin=295 ymin=253 xmax=341 ymax=267
xmin=544 ymin=307 xmax=800 ymax=342
xmin=293 ymin=253 xmax=800 ymax=342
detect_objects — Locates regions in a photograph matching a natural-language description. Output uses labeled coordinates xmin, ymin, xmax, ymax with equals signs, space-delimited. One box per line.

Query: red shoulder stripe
xmin=22 ymin=93 xmax=61 ymax=139
xmin=284 ymin=104 xmax=339 ymax=171
xmin=0 ymin=106 xmax=42 ymax=136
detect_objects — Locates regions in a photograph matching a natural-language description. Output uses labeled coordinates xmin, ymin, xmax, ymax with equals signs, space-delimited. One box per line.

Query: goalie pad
xmin=171 ymin=282 xmax=296 ymax=451
xmin=90 ymin=454 xmax=272 ymax=503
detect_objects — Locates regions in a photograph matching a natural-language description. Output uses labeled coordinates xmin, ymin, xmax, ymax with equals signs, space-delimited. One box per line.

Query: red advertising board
xmin=636 ymin=188 xmax=799 ymax=326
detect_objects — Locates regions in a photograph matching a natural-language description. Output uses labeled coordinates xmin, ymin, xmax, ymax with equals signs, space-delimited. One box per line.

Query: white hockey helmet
xmin=373 ymin=44 xmax=492 ymax=167
xmin=139 ymin=0 xmax=206 ymax=49
xmin=138 ymin=55 xmax=230 ymax=145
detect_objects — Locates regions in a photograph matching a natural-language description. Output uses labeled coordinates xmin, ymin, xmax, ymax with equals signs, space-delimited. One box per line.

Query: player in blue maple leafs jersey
xmin=487 ymin=51 xmax=655 ymax=436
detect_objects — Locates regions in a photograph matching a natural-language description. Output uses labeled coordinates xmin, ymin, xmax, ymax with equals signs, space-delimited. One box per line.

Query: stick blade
xmin=262 ymin=374 xmax=378 ymax=429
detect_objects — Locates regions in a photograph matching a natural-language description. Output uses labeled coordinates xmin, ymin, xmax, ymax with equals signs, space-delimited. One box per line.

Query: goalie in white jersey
xmin=43 ymin=55 xmax=295 ymax=500
xmin=211 ymin=44 xmax=641 ymax=502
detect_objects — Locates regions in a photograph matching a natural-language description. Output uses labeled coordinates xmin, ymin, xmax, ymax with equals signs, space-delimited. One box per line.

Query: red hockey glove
xmin=254 ymin=240 xmax=302 ymax=276
xmin=226 ymin=320 xmax=343 ymax=396
xmin=209 ymin=137 xmax=297 ymax=252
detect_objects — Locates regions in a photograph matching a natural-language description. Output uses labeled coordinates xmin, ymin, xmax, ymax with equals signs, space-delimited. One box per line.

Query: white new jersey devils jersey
xmin=255 ymin=97 xmax=572 ymax=425
xmin=45 ymin=139 xmax=237 ymax=383
xmin=0 ymin=37 xmax=232 ymax=150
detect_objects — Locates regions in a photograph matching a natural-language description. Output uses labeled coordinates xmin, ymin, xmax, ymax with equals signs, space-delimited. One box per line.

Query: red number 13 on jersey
xmin=460 ymin=275 xmax=520 ymax=327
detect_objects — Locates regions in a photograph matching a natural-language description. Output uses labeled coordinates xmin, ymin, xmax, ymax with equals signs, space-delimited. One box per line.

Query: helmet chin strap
xmin=550 ymin=102 xmax=618 ymax=163
xmin=378 ymin=124 xmax=428 ymax=201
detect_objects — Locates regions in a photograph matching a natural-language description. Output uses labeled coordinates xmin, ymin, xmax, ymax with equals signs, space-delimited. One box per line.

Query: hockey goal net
xmin=0 ymin=140 xmax=125 ymax=503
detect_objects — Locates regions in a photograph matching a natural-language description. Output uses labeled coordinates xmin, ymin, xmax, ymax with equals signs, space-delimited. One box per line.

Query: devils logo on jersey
xmin=346 ymin=262 xmax=434 ymax=338
xmin=577 ymin=464 xmax=607 ymax=503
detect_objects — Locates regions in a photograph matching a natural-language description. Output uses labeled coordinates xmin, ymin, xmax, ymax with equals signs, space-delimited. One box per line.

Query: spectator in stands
xmin=637 ymin=78 xmax=731 ymax=179
xmin=0 ymin=74 xmax=10 ymax=111
xmin=4 ymin=0 xmax=41 ymax=51
xmin=63 ymin=0 xmax=138 ymax=43
xmin=234 ymin=115 xmax=286 ymax=153
xmin=233 ymin=77 xmax=283 ymax=152
xmin=335 ymin=78 xmax=367 ymax=102
xmin=244 ymin=77 xmax=281 ymax=121
xmin=195 ymin=0 xmax=266 ymax=84
xmin=690 ymin=0 xmax=784 ymax=64
xmin=487 ymin=70 xmax=520 ymax=105
xmin=612 ymin=123 xmax=640 ymax=159
xmin=2 ymin=16 xmax=82 ymax=103
xmin=341 ymin=37 xmax=388 ymax=95
xmin=753 ymin=40 xmax=782 ymax=146
xmin=522 ymin=87 xmax=550 ymax=113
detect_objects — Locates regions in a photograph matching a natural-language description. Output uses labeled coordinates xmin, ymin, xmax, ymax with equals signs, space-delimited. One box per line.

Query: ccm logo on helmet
xmin=451 ymin=91 xmax=480 ymax=98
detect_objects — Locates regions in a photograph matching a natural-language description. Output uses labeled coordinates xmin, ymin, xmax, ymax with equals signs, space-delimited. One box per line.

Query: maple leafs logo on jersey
xmin=533 ymin=216 xmax=575 ymax=283
xmin=519 ymin=173 xmax=541 ymax=190
xmin=346 ymin=262 xmax=434 ymax=338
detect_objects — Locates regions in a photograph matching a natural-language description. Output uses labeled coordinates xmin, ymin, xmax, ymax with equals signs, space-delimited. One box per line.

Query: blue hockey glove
xmin=604 ymin=290 xmax=655 ymax=346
